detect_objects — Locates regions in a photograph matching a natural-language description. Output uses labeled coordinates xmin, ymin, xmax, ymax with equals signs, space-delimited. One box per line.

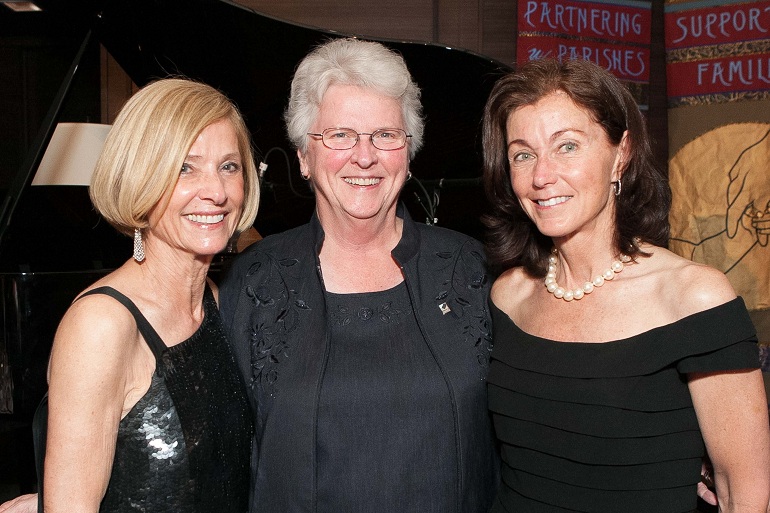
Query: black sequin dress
xmin=79 ymin=286 xmax=252 ymax=513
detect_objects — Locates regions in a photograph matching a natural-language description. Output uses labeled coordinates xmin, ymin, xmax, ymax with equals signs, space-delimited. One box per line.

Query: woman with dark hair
xmin=483 ymin=58 xmax=668 ymax=273
xmin=482 ymin=58 xmax=770 ymax=512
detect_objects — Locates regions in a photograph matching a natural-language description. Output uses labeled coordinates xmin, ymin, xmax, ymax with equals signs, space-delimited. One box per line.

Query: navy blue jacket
xmin=219 ymin=205 xmax=499 ymax=513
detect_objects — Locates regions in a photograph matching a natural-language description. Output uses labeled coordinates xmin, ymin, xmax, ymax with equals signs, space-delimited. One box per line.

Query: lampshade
xmin=32 ymin=122 xmax=111 ymax=186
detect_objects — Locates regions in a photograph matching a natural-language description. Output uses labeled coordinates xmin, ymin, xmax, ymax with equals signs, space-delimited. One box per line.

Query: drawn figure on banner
xmin=669 ymin=123 xmax=770 ymax=311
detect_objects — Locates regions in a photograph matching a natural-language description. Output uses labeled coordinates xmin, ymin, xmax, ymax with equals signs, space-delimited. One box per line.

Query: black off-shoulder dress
xmin=487 ymin=297 xmax=760 ymax=513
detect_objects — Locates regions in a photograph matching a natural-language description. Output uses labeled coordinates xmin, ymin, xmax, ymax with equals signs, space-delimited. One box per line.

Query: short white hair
xmin=285 ymin=38 xmax=424 ymax=160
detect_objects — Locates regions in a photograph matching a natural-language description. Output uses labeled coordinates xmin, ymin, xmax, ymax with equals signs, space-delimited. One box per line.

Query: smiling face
xmin=505 ymin=91 xmax=627 ymax=242
xmin=299 ymin=84 xmax=410 ymax=225
xmin=146 ymin=119 xmax=245 ymax=259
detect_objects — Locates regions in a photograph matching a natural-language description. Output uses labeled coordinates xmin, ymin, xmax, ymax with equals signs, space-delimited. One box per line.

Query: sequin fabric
xmin=98 ymin=287 xmax=252 ymax=513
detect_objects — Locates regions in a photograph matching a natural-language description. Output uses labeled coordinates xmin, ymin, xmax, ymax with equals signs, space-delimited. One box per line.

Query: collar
xmin=308 ymin=202 xmax=421 ymax=265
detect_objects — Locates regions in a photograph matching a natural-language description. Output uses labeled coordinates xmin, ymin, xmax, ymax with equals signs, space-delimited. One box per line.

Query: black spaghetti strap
xmin=77 ymin=286 xmax=167 ymax=360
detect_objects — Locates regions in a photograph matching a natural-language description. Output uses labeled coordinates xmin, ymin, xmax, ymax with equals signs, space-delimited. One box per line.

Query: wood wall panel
xmin=236 ymin=0 xmax=435 ymax=42
xmin=647 ymin=0 xmax=668 ymax=169
xmin=437 ymin=0 xmax=480 ymax=52
xmin=233 ymin=0 xmax=516 ymax=66
xmin=480 ymin=0 xmax=517 ymax=66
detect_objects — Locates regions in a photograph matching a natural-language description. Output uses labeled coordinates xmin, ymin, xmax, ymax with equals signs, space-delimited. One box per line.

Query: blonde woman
xmin=1 ymin=78 xmax=259 ymax=513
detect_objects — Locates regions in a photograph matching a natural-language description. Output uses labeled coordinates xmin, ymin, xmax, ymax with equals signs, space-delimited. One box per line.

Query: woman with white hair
xmin=219 ymin=38 xmax=499 ymax=512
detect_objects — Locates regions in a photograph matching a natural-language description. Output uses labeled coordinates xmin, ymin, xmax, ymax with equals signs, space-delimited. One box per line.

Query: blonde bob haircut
xmin=90 ymin=78 xmax=259 ymax=237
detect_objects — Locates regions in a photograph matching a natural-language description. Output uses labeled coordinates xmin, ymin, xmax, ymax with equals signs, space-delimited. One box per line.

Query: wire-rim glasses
xmin=307 ymin=127 xmax=411 ymax=151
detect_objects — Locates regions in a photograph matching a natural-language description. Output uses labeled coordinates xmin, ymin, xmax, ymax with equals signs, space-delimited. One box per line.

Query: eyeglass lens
xmin=322 ymin=128 xmax=408 ymax=150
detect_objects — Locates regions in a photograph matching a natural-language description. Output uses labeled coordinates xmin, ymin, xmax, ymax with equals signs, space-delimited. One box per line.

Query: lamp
xmin=0 ymin=1 xmax=42 ymax=12
xmin=32 ymin=122 xmax=111 ymax=186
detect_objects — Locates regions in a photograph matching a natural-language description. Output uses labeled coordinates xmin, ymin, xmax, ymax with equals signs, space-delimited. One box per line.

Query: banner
xmin=519 ymin=0 xmax=651 ymax=44
xmin=517 ymin=36 xmax=651 ymax=80
xmin=666 ymin=53 xmax=770 ymax=98
xmin=665 ymin=0 xmax=770 ymax=105
xmin=666 ymin=0 xmax=770 ymax=337
xmin=517 ymin=0 xmax=652 ymax=105
xmin=666 ymin=1 xmax=770 ymax=48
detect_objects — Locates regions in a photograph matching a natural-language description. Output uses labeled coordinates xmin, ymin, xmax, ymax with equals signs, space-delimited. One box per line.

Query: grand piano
xmin=0 ymin=0 xmax=510 ymax=492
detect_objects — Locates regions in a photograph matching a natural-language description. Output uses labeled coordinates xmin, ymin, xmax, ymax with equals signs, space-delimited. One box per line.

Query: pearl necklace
xmin=545 ymin=249 xmax=631 ymax=302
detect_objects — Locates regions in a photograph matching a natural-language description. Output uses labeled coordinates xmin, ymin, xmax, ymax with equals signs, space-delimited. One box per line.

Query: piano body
xmin=0 ymin=0 xmax=510 ymax=491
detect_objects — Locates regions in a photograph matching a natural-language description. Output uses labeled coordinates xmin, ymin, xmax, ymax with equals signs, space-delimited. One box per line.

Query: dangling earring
xmin=406 ymin=171 xmax=413 ymax=181
xmin=300 ymin=173 xmax=310 ymax=181
xmin=133 ymin=228 xmax=145 ymax=262
xmin=612 ymin=180 xmax=622 ymax=196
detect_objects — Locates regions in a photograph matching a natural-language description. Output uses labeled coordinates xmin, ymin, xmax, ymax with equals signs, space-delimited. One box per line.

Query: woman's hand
xmin=698 ymin=460 xmax=718 ymax=506
xmin=0 ymin=494 xmax=37 ymax=513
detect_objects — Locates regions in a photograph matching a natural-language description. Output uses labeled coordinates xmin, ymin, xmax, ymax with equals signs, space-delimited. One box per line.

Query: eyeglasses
xmin=307 ymin=128 xmax=411 ymax=151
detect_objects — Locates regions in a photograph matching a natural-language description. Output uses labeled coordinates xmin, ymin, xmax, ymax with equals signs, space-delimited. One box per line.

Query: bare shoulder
xmin=650 ymin=247 xmax=737 ymax=318
xmin=52 ymin=287 xmax=140 ymax=375
xmin=490 ymin=266 xmax=517 ymax=304
xmin=57 ymin=264 xmax=148 ymax=355
xmin=46 ymin=283 xmax=154 ymax=427
xmin=491 ymin=266 xmax=537 ymax=311
xmin=59 ymin=289 xmax=138 ymax=341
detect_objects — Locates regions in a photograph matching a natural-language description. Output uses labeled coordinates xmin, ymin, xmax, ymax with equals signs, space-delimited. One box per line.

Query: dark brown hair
xmin=481 ymin=58 xmax=670 ymax=276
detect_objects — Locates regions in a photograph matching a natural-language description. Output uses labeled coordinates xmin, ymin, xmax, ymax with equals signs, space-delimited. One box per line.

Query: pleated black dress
xmin=487 ymin=297 xmax=760 ymax=513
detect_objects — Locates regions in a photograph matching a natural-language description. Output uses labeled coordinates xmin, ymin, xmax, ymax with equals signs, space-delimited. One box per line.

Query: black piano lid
xmin=0 ymin=0 xmax=511 ymax=273
xmin=93 ymin=0 xmax=512 ymax=235
xmin=94 ymin=0 xmax=510 ymax=178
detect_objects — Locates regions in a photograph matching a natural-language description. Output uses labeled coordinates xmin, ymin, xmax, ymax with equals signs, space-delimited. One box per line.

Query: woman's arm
xmin=672 ymin=263 xmax=770 ymax=513
xmin=43 ymin=295 xmax=142 ymax=513
xmin=671 ymin=259 xmax=770 ymax=511
xmin=689 ymin=368 xmax=770 ymax=512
